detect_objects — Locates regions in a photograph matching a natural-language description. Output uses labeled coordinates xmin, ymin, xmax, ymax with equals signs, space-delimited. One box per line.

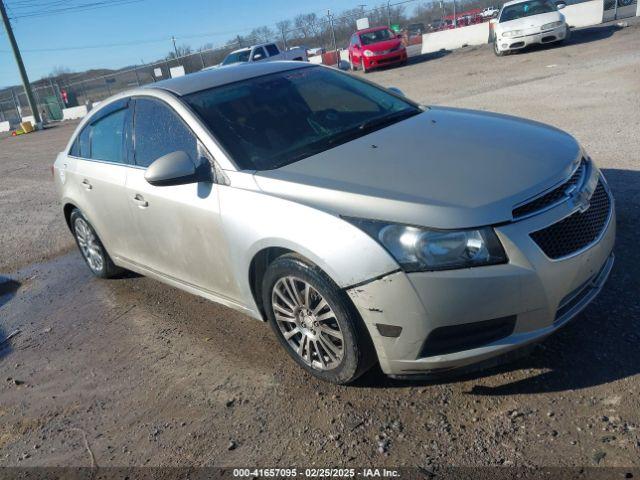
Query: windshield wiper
xmin=357 ymin=108 xmax=421 ymax=133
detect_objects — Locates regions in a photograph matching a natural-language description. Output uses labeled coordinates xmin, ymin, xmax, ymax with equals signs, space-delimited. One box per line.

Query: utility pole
xmin=453 ymin=0 xmax=457 ymax=28
xmin=387 ymin=1 xmax=392 ymax=27
xmin=327 ymin=10 xmax=338 ymax=64
xmin=0 ymin=0 xmax=41 ymax=125
xmin=171 ymin=35 xmax=179 ymax=58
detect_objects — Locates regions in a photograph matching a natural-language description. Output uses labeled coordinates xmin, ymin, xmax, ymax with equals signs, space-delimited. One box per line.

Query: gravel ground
xmin=0 ymin=19 xmax=639 ymax=470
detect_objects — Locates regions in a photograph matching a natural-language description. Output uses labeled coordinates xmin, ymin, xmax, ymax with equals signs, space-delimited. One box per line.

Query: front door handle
xmin=133 ymin=193 xmax=148 ymax=208
xmin=81 ymin=179 xmax=92 ymax=190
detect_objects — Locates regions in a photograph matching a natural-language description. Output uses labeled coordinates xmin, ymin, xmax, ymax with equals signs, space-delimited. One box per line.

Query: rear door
xmin=124 ymin=97 xmax=235 ymax=299
xmin=69 ymin=98 xmax=134 ymax=258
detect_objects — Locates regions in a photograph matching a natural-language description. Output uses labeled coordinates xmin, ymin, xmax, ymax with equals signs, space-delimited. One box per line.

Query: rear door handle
xmin=81 ymin=179 xmax=92 ymax=190
xmin=133 ymin=193 xmax=148 ymax=208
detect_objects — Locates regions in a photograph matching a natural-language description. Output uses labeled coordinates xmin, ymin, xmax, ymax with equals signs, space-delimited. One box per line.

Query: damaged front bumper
xmin=346 ymin=199 xmax=616 ymax=377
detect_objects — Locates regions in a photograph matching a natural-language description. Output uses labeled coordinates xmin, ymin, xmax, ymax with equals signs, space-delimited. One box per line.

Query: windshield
xmin=359 ymin=29 xmax=395 ymax=45
xmin=184 ymin=66 xmax=421 ymax=170
xmin=500 ymin=0 xmax=557 ymax=22
xmin=222 ymin=50 xmax=251 ymax=65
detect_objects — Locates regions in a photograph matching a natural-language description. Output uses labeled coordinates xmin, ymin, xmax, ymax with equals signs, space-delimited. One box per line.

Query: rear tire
xmin=70 ymin=209 xmax=122 ymax=279
xmin=262 ymin=254 xmax=375 ymax=384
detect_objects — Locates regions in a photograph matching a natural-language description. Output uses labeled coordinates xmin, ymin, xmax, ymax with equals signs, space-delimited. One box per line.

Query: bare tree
xmin=167 ymin=44 xmax=192 ymax=59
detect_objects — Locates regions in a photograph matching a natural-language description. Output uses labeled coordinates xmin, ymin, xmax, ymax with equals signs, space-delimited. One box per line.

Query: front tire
xmin=262 ymin=254 xmax=375 ymax=384
xmin=494 ymin=39 xmax=506 ymax=56
xmin=361 ymin=59 xmax=369 ymax=73
xmin=70 ymin=209 xmax=122 ymax=278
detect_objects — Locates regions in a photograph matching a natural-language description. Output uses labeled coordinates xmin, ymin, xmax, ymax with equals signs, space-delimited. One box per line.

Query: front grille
xmin=378 ymin=55 xmax=401 ymax=64
xmin=530 ymin=180 xmax=611 ymax=259
xmin=513 ymin=159 xmax=587 ymax=219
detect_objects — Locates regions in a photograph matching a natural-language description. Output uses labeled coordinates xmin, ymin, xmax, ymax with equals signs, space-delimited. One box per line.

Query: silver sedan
xmin=54 ymin=62 xmax=615 ymax=384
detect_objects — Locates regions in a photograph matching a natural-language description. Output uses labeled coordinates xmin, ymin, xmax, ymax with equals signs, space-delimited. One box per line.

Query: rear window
xmin=265 ymin=44 xmax=279 ymax=56
xmin=359 ymin=29 xmax=394 ymax=45
xmin=222 ymin=50 xmax=250 ymax=65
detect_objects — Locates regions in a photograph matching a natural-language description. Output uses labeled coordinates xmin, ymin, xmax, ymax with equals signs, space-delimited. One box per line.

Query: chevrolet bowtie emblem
xmin=574 ymin=188 xmax=592 ymax=213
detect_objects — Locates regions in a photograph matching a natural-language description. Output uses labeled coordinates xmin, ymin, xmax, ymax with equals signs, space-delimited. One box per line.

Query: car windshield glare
xmin=222 ymin=50 xmax=251 ymax=65
xmin=184 ymin=66 xmax=421 ymax=170
xmin=500 ymin=0 xmax=557 ymax=21
xmin=360 ymin=29 xmax=394 ymax=45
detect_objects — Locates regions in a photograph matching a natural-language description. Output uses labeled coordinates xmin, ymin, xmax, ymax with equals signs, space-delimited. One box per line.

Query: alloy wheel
xmin=74 ymin=217 xmax=104 ymax=272
xmin=271 ymin=276 xmax=344 ymax=370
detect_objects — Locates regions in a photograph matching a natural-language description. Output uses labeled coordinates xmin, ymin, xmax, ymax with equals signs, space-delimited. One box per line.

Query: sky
xmin=0 ymin=0 xmax=371 ymax=88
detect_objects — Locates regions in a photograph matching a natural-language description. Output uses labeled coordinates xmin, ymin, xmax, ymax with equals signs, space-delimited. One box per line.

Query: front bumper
xmin=497 ymin=24 xmax=566 ymax=52
xmin=347 ymin=177 xmax=616 ymax=377
xmin=363 ymin=49 xmax=407 ymax=69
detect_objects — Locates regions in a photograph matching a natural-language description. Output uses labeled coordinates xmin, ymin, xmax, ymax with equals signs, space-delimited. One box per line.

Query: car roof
xmin=502 ymin=0 xmax=535 ymax=7
xmin=357 ymin=26 xmax=390 ymax=34
xmin=144 ymin=61 xmax=316 ymax=96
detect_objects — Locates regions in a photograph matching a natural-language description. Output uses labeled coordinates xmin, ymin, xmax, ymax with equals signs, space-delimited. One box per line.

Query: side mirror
xmin=144 ymin=151 xmax=209 ymax=187
xmin=388 ymin=87 xmax=405 ymax=97
xmin=556 ymin=2 xmax=566 ymax=8
xmin=253 ymin=53 xmax=264 ymax=61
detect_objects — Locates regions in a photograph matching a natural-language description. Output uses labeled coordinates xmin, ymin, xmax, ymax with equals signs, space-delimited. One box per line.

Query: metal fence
xmin=1 ymin=0 xmax=606 ymax=126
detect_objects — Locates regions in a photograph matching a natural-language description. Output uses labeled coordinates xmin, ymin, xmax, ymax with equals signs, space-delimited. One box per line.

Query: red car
xmin=348 ymin=26 xmax=407 ymax=73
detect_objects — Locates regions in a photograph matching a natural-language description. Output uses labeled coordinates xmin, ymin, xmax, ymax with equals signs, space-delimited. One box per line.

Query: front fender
xmin=218 ymin=183 xmax=399 ymax=312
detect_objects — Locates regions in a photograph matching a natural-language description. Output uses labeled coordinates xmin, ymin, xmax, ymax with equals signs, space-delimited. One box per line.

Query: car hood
xmin=363 ymin=39 xmax=403 ymax=52
xmin=497 ymin=11 xmax=563 ymax=31
xmin=253 ymin=107 xmax=581 ymax=229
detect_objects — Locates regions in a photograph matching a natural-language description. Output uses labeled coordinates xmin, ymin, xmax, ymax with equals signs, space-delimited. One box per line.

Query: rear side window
xmin=265 ymin=44 xmax=279 ymax=56
xmin=69 ymin=105 xmax=127 ymax=163
xmin=133 ymin=98 xmax=198 ymax=168
xmin=90 ymin=109 xmax=128 ymax=163
xmin=70 ymin=125 xmax=91 ymax=158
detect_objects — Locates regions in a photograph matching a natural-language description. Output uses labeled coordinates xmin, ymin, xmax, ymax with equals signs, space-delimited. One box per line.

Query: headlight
xmin=541 ymin=21 xmax=563 ymax=30
xmin=345 ymin=219 xmax=508 ymax=272
xmin=501 ymin=29 xmax=523 ymax=38
xmin=363 ymin=49 xmax=374 ymax=57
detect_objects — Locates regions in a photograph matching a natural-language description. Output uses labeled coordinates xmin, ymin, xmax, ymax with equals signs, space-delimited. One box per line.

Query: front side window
xmin=359 ymin=29 xmax=394 ymax=45
xmin=133 ymin=98 xmax=198 ymax=168
xmin=184 ymin=66 xmax=421 ymax=171
xmin=500 ymin=0 xmax=557 ymax=21
xmin=252 ymin=47 xmax=267 ymax=61
xmin=265 ymin=44 xmax=279 ymax=56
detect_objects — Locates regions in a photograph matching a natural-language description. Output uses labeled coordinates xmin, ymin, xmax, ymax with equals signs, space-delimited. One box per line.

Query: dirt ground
xmin=1 ymin=19 xmax=639 ymax=470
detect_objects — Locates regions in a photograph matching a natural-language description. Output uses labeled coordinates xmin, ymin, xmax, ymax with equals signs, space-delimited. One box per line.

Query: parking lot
xmin=1 ymin=18 xmax=639 ymax=469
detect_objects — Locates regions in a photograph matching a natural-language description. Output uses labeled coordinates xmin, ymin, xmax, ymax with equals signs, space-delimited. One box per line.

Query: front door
xmin=124 ymin=97 xmax=236 ymax=300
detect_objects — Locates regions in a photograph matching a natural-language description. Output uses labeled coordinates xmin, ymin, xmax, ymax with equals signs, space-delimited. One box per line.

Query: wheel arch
xmin=63 ymin=202 xmax=79 ymax=231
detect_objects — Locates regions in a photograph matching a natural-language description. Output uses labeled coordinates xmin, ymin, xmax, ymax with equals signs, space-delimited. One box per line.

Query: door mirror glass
xmin=556 ymin=2 xmax=566 ymax=8
xmin=144 ymin=151 xmax=202 ymax=186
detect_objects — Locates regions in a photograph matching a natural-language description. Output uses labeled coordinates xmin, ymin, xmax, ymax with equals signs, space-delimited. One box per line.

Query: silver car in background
xmin=54 ymin=62 xmax=615 ymax=384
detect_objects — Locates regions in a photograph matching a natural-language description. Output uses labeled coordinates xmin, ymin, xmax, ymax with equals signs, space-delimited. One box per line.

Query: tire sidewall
xmin=262 ymin=255 xmax=371 ymax=384
xmin=70 ymin=209 xmax=110 ymax=278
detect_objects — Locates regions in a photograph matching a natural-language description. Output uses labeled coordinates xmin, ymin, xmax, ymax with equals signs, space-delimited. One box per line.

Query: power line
xmin=8 ymin=0 xmax=147 ymax=19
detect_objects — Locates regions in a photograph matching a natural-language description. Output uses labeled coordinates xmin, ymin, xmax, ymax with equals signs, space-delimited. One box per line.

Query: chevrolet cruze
xmin=54 ymin=62 xmax=615 ymax=384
